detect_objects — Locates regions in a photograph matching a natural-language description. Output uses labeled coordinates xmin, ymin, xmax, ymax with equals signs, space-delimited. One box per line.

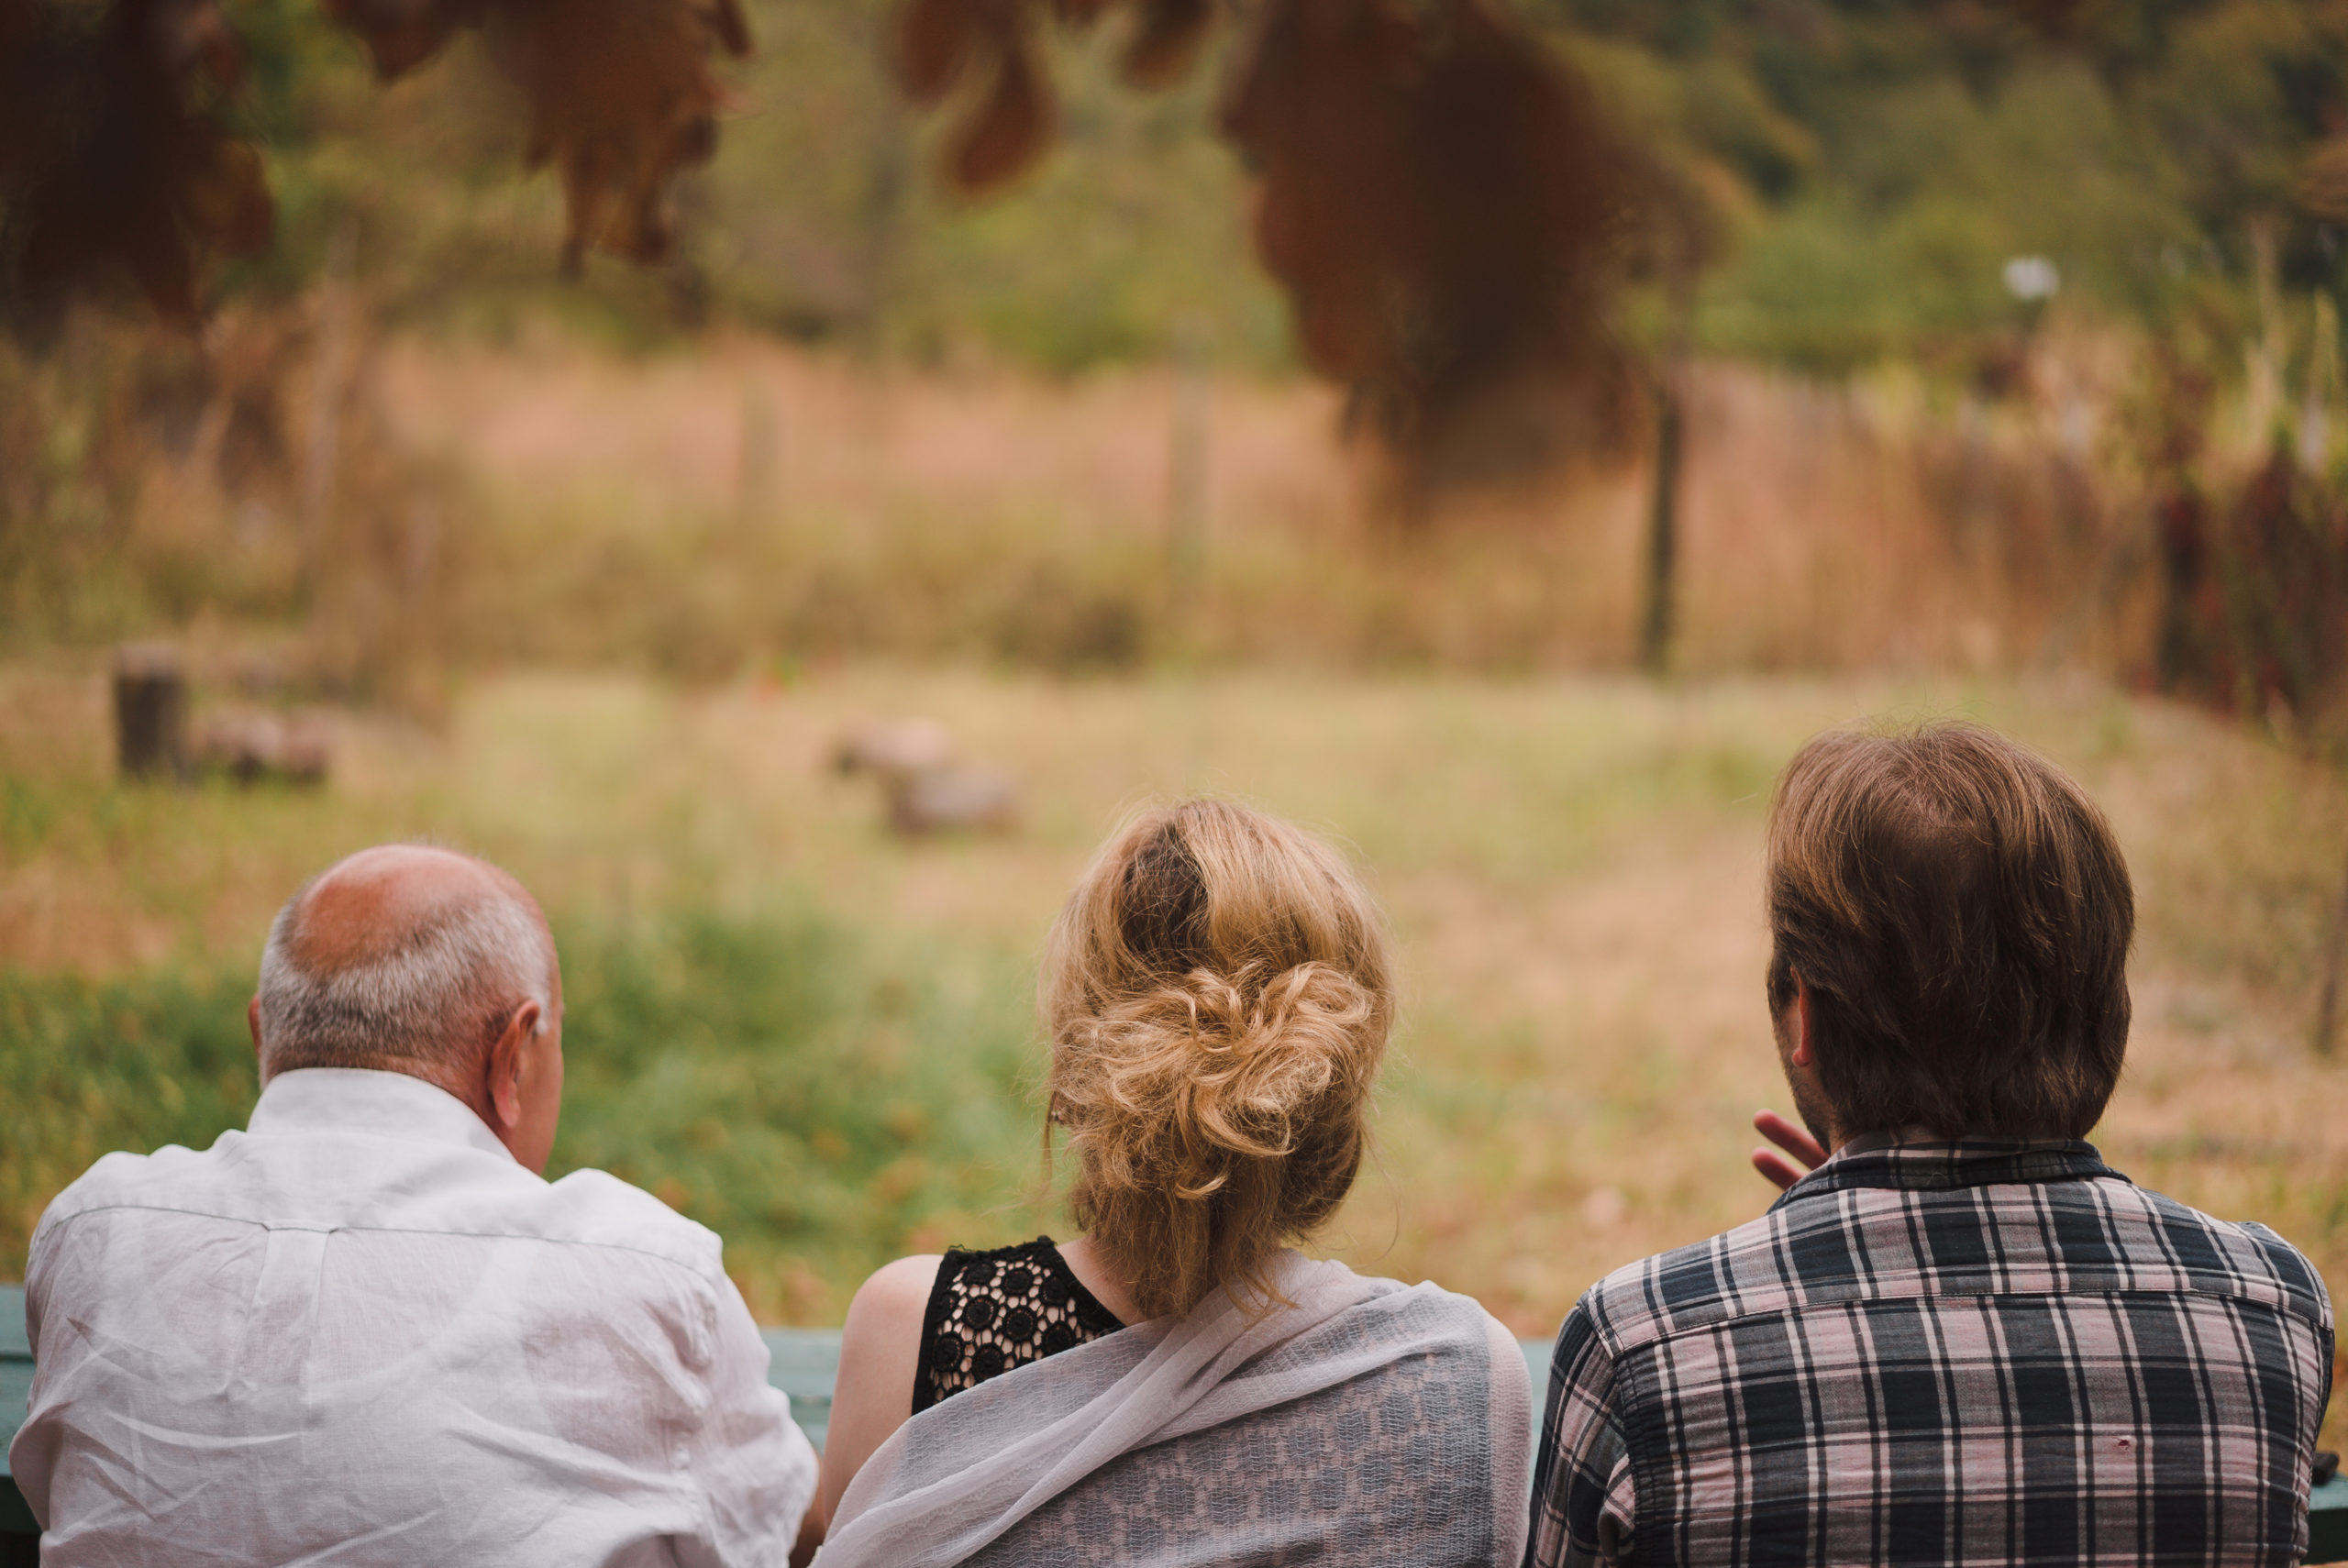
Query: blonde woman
xmin=813 ymin=800 xmax=1530 ymax=1567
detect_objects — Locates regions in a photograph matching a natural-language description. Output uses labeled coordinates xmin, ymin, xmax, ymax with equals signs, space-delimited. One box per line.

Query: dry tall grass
xmin=2 ymin=309 xmax=2258 ymax=693
xmin=380 ymin=332 xmax=2162 ymax=677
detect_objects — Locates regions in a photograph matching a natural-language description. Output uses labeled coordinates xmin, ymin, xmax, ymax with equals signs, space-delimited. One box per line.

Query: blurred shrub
xmin=0 ymin=308 xmax=461 ymax=709
xmin=0 ymin=960 xmax=260 ymax=1276
xmin=554 ymin=906 xmax=1048 ymax=1319
xmin=2151 ymin=439 xmax=2348 ymax=746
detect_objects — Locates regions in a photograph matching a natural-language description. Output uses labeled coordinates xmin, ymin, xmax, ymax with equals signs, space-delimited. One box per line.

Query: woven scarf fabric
xmin=822 ymin=1253 xmax=1531 ymax=1567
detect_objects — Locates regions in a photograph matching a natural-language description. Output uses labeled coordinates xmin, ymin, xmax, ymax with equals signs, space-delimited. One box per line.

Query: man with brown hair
xmin=1526 ymin=722 xmax=2333 ymax=1567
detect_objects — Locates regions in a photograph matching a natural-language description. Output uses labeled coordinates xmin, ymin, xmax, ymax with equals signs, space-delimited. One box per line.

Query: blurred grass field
xmin=6 ymin=660 xmax=2345 ymax=1398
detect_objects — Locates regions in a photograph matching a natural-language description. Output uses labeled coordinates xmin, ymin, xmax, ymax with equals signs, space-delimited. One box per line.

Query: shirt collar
xmin=248 ymin=1067 xmax=516 ymax=1163
xmin=1770 ymin=1132 xmax=2126 ymax=1213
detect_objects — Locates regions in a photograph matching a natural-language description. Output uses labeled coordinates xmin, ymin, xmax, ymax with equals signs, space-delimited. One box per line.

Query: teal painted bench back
xmin=0 ymin=1290 xmax=28 ymax=1546
xmin=6 ymin=1286 xmax=2344 ymax=1559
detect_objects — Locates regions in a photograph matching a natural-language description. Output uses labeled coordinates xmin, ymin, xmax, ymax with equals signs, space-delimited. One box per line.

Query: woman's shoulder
xmin=843 ymin=1237 xmax=1080 ymax=1342
xmin=821 ymin=1253 xmax=951 ymax=1526
xmin=846 ymin=1253 xmax=945 ymax=1328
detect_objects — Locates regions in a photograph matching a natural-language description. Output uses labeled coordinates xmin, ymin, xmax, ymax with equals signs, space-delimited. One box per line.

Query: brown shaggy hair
xmin=1766 ymin=722 xmax=2134 ymax=1142
xmin=1041 ymin=799 xmax=1394 ymax=1320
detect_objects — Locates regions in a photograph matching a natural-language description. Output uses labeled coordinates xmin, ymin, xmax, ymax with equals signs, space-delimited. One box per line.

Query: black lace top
xmin=912 ymin=1236 xmax=1126 ymax=1415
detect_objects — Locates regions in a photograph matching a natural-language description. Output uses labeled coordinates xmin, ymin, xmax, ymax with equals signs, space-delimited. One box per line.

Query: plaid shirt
xmin=1525 ymin=1138 xmax=2334 ymax=1567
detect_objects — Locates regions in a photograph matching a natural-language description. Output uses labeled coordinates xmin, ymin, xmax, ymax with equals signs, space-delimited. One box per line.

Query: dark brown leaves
xmin=322 ymin=0 xmax=751 ymax=272
xmin=949 ymin=26 xmax=1052 ymax=189
xmin=887 ymin=0 xmax=1210 ymax=190
xmin=895 ymin=0 xmax=983 ymax=103
xmin=892 ymin=0 xmax=1055 ymax=191
xmin=1118 ymin=0 xmax=1212 ymax=89
xmin=319 ymin=0 xmax=488 ymax=79
xmin=0 ymin=0 xmax=274 ymax=325
xmin=890 ymin=0 xmax=1652 ymax=491
xmin=888 ymin=0 xmax=1210 ymax=191
xmin=1221 ymin=0 xmax=1643 ymax=482
xmin=2300 ymin=136 xmax=2348 ymax=225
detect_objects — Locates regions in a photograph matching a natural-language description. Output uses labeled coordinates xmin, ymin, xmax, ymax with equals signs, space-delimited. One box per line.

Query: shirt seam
xmin=1610 ymin=1331 xmax=1664 ymax=1565
xmin=1770 ymin=1163 xmax=2121 ymax=1212
xmin=29 ymin=1201 xmax=725 ymax=1283
xmin=1592 ymin=1280 xmax=2331 ymax=1362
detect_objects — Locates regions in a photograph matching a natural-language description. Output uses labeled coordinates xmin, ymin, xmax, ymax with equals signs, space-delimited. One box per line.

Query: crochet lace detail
xmin=914 ymin=1236 xmax=1125 ymax=1414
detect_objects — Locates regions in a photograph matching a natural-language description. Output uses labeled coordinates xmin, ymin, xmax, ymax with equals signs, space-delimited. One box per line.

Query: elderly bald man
xmin=10 ymin=845 xmax=820 ymax=1566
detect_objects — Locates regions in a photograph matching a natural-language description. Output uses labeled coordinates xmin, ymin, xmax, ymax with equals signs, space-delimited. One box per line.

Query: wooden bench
xmin=6 ymin=1288 xmax=2344 ymax=1560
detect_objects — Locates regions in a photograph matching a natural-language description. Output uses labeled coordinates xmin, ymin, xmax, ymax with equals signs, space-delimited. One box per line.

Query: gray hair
xmin=257 ymin=878 xmax=557 ymax=1076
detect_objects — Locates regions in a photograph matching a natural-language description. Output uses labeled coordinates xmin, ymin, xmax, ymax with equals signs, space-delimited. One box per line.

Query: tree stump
xmin=113 ymin=644 xmax=187 ymax=782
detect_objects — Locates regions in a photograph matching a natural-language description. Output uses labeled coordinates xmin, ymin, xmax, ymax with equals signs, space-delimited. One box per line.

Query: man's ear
xmin=1788 ymin=973 xmax=1815 ymax=1068
xmin=249 ymin=996 xmax=264 ymax=1073
xmin=485 ymin=999 xmax=543 ymax=1132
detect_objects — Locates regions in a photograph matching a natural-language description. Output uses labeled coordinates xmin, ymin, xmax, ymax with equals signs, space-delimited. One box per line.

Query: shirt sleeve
xmin=691 ymin=1272 xmax=820 ymax=1568
xmin=8 ymin=1213 xmax=63 ymax=1529
xmin=1524 ymin=1299 xmax=1637 ymax=1568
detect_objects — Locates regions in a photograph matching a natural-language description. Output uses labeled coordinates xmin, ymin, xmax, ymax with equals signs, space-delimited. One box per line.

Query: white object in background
xmin=2003 ymin=255 xmax=2061 ymax=302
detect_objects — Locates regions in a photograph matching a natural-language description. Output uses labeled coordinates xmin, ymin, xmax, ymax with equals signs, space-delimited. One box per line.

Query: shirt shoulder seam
xmin=30 ymin=1199 xmax=725 ymax=1282
xmin=1595 ymin=1277 xmax=2331 ymax=1357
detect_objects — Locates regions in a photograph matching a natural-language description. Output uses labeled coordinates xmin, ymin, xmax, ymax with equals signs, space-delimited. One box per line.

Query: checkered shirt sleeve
xmin=1525 ymin=1300 xmax=1636 ymax=1567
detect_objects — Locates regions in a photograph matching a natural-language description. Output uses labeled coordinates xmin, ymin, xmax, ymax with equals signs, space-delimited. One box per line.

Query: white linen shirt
xmin=10 ymin=1067 xmax=817 ymax=1567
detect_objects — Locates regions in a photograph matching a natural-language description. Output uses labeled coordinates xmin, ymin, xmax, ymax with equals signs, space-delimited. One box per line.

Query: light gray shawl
xmin=819 ymin=1253 xmax=1531 ymax=1567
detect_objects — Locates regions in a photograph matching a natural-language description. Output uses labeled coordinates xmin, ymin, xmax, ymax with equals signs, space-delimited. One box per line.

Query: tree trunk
xmin=1166 ymin=346 xmax=1211 ymax=603
xmin=301 ymin=222 xmax=358 ymax=589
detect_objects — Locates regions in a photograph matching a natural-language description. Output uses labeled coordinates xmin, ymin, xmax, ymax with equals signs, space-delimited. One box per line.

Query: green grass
xmin=0 ymin=963 xmax=259 ymax=1259
xmin=0 ymin=900 xmax=1051 ymax=1323
xmin=550 ymin=906 xmax=1049 ymax=1320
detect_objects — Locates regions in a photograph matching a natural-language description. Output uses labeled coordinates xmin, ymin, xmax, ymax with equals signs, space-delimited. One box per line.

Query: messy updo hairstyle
xmin=1043 ymin=799 xmax=1394 ymax=1321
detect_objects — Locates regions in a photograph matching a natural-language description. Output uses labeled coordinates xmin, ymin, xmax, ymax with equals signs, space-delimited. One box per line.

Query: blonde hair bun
xmin=1043 ymin=799 xmax=1394 ymax=1320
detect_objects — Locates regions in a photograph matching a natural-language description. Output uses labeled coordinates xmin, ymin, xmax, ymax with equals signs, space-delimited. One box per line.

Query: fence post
xmin=1167 ymin=338 xmax=1211 ymax=603
xmin=739 ymin=379 xmax=779 ymax=531
xmin=1638 ymin=372 xmax=1683 ymax=676
xmin=2318 ymin=845 xmax=2348 ymax=1055
xmin=301 ymin=222 xmax=358 ymax=589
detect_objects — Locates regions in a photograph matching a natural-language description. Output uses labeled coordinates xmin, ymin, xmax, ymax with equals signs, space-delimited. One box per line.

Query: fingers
xmin=1751 ymin=1148 xmax=1806 ymax=1191
xmin=1753 ymin=1109 xmax=1827 ymax=1171
xmin=1751 ymin=1108 xmax=1826 ymax=1195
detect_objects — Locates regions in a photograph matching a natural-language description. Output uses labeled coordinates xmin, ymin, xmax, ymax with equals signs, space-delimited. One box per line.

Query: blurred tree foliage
xmin=180 ymin=0 xmax=1285 ymax=367
xmin=1553 ymin=0 xmax=2348 ymax=370
xmin=10 ymin=0 xmax=2346 ymax=374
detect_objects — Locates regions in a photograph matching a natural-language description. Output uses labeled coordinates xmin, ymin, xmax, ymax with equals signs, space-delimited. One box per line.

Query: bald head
xmin=257 ymin=845 xmax=559 ymax=1081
